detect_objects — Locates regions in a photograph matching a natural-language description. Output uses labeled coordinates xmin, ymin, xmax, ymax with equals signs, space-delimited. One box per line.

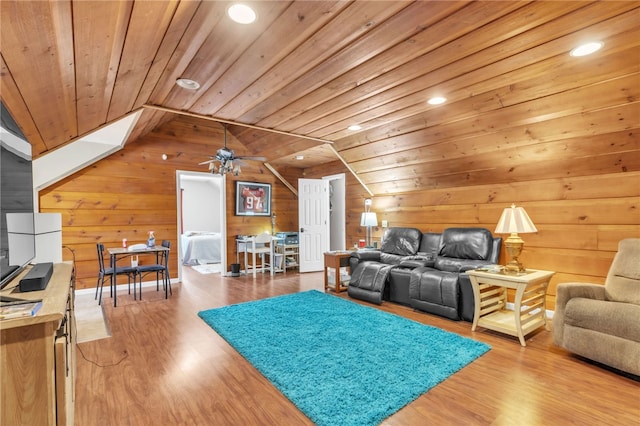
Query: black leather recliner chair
xmin=348 ymin=227 xmax=423 ymax=304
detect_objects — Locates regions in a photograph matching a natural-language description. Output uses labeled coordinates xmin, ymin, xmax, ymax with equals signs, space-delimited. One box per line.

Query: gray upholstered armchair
xmin=553 ymin=238 xmax=640 ymax=376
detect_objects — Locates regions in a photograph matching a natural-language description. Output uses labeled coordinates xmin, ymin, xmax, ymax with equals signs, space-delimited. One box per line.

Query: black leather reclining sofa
xmin=348 ymin=227 xmax=502 ymax=321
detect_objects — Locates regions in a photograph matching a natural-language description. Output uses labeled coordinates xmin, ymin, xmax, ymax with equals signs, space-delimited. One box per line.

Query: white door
xmin=298 ymin=178 xmax=328 ymax=272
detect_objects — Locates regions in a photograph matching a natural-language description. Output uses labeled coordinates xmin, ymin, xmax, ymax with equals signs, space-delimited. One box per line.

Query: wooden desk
xmin=108 ymin=246 xmax=170 ymax=306
xmin=323 ymin=251 xmax=352 ymax=293
xmin=467 ymin=268 xmax=555 ymax=346
xmin=0 ymin=262 xmax=75 ymax=425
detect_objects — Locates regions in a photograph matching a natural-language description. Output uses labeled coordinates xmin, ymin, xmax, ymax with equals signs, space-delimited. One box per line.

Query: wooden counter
xmin=0 ymin=262 xmax=75 ymax=425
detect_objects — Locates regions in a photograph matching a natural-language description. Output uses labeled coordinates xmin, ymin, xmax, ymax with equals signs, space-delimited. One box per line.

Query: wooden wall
xmin=39 ymin=114 xmax=302 ymax=291
xmin=39 ymin=111 xmax=640 ymax=312
xmin=305 ymin=160 xmax=640 ymax=310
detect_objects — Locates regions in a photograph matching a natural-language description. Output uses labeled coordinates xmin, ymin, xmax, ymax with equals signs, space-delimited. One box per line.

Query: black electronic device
xmin=19 ymin=262 xmax=53 ymax=292
xmin=1 ymin=103 xmax=37 ymax=290
xmin=275 ymin=232 xmax=299 ymax=245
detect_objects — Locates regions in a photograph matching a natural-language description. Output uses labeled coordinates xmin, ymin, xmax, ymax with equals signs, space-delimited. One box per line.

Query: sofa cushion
xmin=439 ymin=228 xmax=493 ymax=260
xmin=418 ymin=232 xmax=442 ymax=254
xmin=605 ymin=238 xmax=640 ymax=304
xmin=409 ymin=268 xmax=460 ymax=320
xmin=564 ymin=297 xmax=640 ymax=343
xmin=380 ymin=227 xmax=422 ymax=256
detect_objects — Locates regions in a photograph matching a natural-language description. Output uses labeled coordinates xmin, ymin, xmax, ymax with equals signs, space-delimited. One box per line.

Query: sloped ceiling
xmin=1 ymin=1 xmax=638 ymax=195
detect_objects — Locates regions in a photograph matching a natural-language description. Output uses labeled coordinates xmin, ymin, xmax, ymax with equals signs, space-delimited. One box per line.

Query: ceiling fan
xmin=199 ymin=124 xmax=266 ymax=175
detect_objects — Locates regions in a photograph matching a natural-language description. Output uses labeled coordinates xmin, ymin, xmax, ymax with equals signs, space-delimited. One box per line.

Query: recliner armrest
xmin=553 ymin=283 xmax=606 ymax=346
xmin=349 ymin=249 xmax=381 ymax=271
xmin=351 ymin=249 xmax=381 ymax=262
xmin=398 ymin=255 xmax=434 ymax=268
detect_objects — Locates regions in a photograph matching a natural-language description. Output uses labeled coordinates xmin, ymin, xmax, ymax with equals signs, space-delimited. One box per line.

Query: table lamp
xmin=360 ymin=198 xmax=378 ymax=247
xmin=494 ymin=204 xmax=538 ymax=273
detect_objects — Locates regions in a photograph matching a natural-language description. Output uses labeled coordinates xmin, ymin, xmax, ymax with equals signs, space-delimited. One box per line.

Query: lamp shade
xmin=360 ymin=212 xmax=378 ymax=227
xmin=494 ymin=205 xmax=537 ymax=234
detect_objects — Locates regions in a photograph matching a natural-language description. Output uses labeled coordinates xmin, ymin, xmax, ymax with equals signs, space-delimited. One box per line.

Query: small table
xmin=467 ymin=268 xmax=555 ymax=346
xmin=323 ymin=251 xmax=352 ymax=293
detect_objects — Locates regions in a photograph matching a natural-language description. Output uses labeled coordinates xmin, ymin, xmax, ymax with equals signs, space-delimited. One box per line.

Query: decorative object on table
xmin=235 ymin=181 xmax=272 ymax=216
xmin=147 ymin=231 xmax=156 ymax=247
xmin=360 ymin=197 xmax=378 ymax=247
xmin=198 ymin=290 xmax=490 ymax=426
xmin=494 ymin=204 xmax=538 ymax=273
xmin=198 ymin=124 xmax=266 ymax=175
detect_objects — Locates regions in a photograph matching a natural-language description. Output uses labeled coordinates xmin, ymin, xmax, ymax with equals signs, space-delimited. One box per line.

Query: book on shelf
xmin=0 ymin=300 xmax=43 ymax=319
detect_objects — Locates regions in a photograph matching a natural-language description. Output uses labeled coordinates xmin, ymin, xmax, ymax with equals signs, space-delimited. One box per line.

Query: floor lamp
xmin=360 ymin=198 xmax=378 ymax=247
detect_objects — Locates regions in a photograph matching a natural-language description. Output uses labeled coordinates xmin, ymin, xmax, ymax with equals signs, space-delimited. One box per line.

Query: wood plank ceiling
xmin=1 ymin=1 xmax=638 ymax=195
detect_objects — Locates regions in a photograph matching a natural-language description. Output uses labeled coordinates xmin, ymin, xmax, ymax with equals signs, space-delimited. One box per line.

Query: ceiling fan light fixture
xmin=570 ymin=41 xmax=603 ymax=57
xmin=428 ymin=96 xmax=447 ymax=105
xmin=176 ymin=78 xmax=200 ymax=90
xmin=227 ymin=4 xmax=257 ymax=24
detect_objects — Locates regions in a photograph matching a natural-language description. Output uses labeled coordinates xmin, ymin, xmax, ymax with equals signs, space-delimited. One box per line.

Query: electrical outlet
xmin=382 ymin=220 xmax=388 ymax=228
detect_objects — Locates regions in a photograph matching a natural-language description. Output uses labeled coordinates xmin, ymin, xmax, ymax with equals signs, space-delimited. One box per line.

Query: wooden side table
xmin=323 ymin=251 xmax=352 ymax=293
xmin=467 ymin=268 xmax=555 ymax=346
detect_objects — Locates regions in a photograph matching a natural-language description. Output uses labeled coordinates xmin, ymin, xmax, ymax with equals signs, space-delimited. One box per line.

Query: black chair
xmin=95 ymin=243 xmax=138 ymax=306
xmin=136 ymin=240 xmax=171 ymax=299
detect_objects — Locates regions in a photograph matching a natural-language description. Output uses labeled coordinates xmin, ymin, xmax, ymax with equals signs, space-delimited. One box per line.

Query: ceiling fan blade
xmin=198 ymin=159 xmax=216 ymax=165
xmin=236 ymin=156 xmax=266 ymax=162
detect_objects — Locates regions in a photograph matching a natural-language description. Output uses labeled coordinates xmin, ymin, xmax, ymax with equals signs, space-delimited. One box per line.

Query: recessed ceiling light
xmin=428 ymin=96 xmax=447 ymax=105
xmin=227 ymin=4 xmax=257 ymax=24
xmin=295 ymin=155 xmax=304 ymax=160
xmin=176 ymin=78 xmax=200 ymax=90
xmin=348 ymin=124 xmax=362 ymax=131
xmin=570 ymin=41 xmax=603 ymax=57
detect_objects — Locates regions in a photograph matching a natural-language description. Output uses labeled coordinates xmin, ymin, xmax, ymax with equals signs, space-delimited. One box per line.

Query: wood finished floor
xmin=74 ymin=267 xmax=639 ymax=426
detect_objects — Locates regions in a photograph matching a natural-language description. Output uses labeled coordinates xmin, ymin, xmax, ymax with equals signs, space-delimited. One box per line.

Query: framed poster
xmin=235 ymin=181 xmax=272 ymax=216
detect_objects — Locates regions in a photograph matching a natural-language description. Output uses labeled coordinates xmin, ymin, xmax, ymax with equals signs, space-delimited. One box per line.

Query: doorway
xmin=176 ymin=171 xmax=227 ymax=281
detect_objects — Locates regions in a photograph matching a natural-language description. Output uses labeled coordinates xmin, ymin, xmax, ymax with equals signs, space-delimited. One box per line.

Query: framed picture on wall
xmin=235 ymin=181 xmax=272 ymax=216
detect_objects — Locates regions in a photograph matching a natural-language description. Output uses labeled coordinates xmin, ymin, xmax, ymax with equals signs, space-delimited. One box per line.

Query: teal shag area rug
xmin=198 ymin=290 xmax=490 ymax=426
